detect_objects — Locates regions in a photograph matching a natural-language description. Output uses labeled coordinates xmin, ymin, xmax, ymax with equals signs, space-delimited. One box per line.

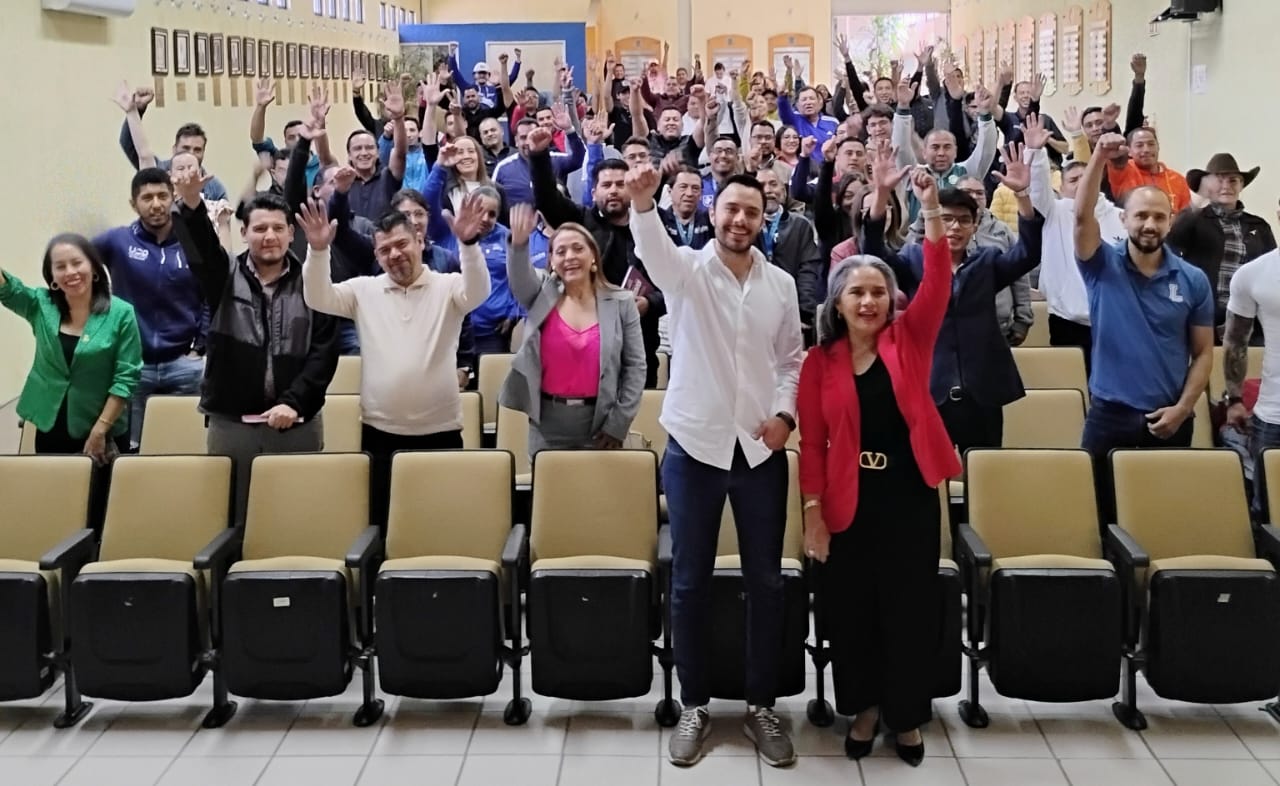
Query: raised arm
xmin=1075 ymin=133 xmax=1126 ymax=262
xmin=1022 ymin=114 xmax=1058 ymax=220
xmin=961 ymin=87 xmax=999 ymax=176
xmin=897 ymin=168 xmax=953 ymax=347
xmin=442 ymin=193 xmax=496 ymax=312
xmin=171 ymin=170 xmax=232 ymax=311
xmin=891 ymin=101 xmax=920 ymax=167
xmin=329 ymin=171 xmax=378 ymax=275
xmin=1123 ymin=53 xmax=1147 ymax=137
xmin=528 ymin=129 xmax=586 ymax=228
xmin=111 ymin=81 xmax=158 ymax=170
xmin=283 ymin=131 xmax=316 ymax=216
xmin=351 ymin=67 xmax=379 ymax=136
xmin=504 ymin=204 xmax=544 ymax=308
xmin=549 ymin=103 xmax=586 ymax=177
xmin=298 ymin=200 xmax=358 ymax=319
xmin=382 ymin=85 xmax=408 ymax=181
xmin=862 ymin=139 xmax=919 ymax=290
xmin=625 ymin=161 xmax=692 ymax=294
xmin=421 ymin=151 xmax=453 ymax=243
xmin=448 ymin=46 xmax=476 ymax=93
xmin=629 ymin=77 xmax=650 ymax=138
xmin=988 ymin=142 xmax=1043 ymax=287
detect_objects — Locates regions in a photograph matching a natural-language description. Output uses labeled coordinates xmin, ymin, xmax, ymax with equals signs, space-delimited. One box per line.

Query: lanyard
xmin=762 ymin=213 xmax=783 ymax=259
xmin=674 ymin=219 xmax=695 ymax=247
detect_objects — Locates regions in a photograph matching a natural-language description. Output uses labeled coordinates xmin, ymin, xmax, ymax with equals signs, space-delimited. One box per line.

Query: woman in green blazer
xmin=0 ymin=233 xmax=143 ymax=464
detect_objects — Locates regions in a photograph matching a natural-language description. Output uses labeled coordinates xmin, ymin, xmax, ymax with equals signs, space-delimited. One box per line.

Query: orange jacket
xmin=1106 ymin=160 xmax=1191 ymax=213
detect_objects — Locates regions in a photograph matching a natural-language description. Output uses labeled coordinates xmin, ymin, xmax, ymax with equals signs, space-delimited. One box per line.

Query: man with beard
xmin=171 ymin=174 xmax=338 ymax=524
xmin=492 ymin=115 xmax=585 ymax=207
xmin=629 ymin=164 xmax=802 ymax=769
xmin=299 ymin=196 xmax=490 ymax=527
xmin=93 ymin=167 xmax=206 ymax=448
xmin=1074 ymin=132 xmax=1214 ymax=518
xmin=632 ymin=80 xmax=690 ymax=167
xmin=754 ymin=168 xmax=822 ymax=328
xmin=529 ymin=128 xmax=665 ymax=387
xmin=1105 ymin=127 xmax=1191 ymax=213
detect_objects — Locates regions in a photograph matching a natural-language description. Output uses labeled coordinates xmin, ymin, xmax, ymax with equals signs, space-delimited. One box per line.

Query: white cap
xmin=473 ymin=61 xmax=490 ymax=74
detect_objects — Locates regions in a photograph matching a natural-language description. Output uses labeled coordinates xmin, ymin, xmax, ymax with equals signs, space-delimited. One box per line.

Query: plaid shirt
xmin=1209 ymin=203 xmax=1247 ymax=308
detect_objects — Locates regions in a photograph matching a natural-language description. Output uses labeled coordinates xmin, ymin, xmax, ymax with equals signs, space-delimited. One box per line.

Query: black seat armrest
xmin=1257 ymin=524 xmax=1280 ymax=567
xmin=955 ymin=524 xmax=992 ymax=570
xmin=657 ymin=524 xmax=673 ymax=569
xmin=502 ymin=524 xmax=528 ymax=571
xmin=39 ymin=529 xmax=97 ymax=572
xmin=345 ymin=526 xmax=384 ymax=572
xmin=194 ymin=527 xmax=243 ymax=571
xmin=1105 ymin=524 xmax=1149 ymax=570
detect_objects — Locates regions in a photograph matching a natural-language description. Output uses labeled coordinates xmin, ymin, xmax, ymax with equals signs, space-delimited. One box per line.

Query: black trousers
xmin=823 ymin=467 xmax=941 ymax=732
xmin=1048 ymin=315 xmax=1093 ymax=375
xmin=361 ymin=425 xmax=463 ymax=528
xmin=938 ymin=396 xmax=1004 ymax=455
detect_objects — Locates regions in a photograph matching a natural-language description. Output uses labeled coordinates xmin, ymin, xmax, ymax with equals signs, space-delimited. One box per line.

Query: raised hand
xmin=870 ymin=140 xmax=911 ymax=192
xmin=296 ymin=199 xmax=337 ymax=251
xmin=800 ymin=135 xmax=817 ymax=158
xmin=134 ymin=86 xmax=155 ymax=110
xmin=944 ymin=69 xmax=965 ymax=100
xmin=499 ymin=52 xmax=510 ymax=68
xmin=382 ymin=84 xmax=406 ymax=119
xmin=782 ymin=54 xmax=793 ymax=72
xmin=308 ymin=84 xmax=331 ymax=126
xmin=911 ymin=166 xmax=940 ymax=208
xmin=514 ymin=47 xmax=522 ymax=61
xmin=352 ymin=65 xmax=366 ymax=92
xmin=1095 ymin=132 xmax=1129 ymax=160
xmin=508 ymin=203 xmax=536 ymax=248
xmin=296 ymin=122 xmax=326 ymax=142
xmin=332 ymin=166 xmax=357 ymax=194
xmin=443 ymin=192 xmax=491 ymax=244
xmin=560 ymin=66 xmax=575 ymax=90
xmin=111 ymin=80 xmax=136 ymax=113
xmin=1131 ymin=52 xmax=1147 ymax=81
xmin=998 ymin=61 xmax=1014 ymax=87
xmin=583 ymin=118 xmax=614 ymax=145
xmin=1020 ymin=113 xmax=1051 ymax=150
xmin=1101 ymin=102 xmax=1122 ymax=124
xmin=993 ymin=142 xmax=1031 ymax=192
xmin=422 ymin=72 xmax=443 ymax=105
xmin=549 ymin=102 xmax=574 ymax=131
xmin=437 ymin=142 xmax=461 ymax=168
xmin=836 ymin=33 xmax=851 ymax=60
xmin=1062 ymin=104 xmax=1082 ymax=134
xmin=526 ymin=127 xmax=554 ymax=154
xmin=172 ymin=168 xmax=212 ymax=207
xmin=895 ymin=78 xmax=914 ymax=107
xmin=256 ymin=77 xmax=276 ymax=107
xmin=625 ymin=162 xmax=662 ymax=202
xmin=1031 ymin=72 xmax=1048 ymax=101
xmin=820 ymin=137 xmax=838 ymax=162
xmin=974 ymin=86 xmax=995 ymax=113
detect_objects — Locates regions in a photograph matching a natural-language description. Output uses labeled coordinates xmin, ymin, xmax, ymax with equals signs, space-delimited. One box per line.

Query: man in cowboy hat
xmin=1169 ymin=153 xmax=1277 ymax=333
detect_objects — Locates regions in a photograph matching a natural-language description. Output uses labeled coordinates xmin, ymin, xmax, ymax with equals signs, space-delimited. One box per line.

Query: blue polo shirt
xmin=1079 ymin=241 xmax=1214 ymax=410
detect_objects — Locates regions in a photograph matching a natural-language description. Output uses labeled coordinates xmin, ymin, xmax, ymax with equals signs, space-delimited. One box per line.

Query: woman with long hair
xmin=797 ymin=168 xmax=960 ymax=767
xmin=499 ymin=205 xmax=645 ymax=454
xmin=775 ymin=125 xmax=802 ymax=169
xmin=423 ymin=134 xmax=501 ymax=243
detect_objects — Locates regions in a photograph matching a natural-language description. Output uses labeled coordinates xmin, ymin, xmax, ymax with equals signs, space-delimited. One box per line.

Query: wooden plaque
xmin=983 ymin=25 xmax=999 ymax=88
xmin=1038 ymin=13 xmax=1058 ymax=96
xmin=999 ymin=19 xmax=1017 ymax=82
xmin=1088 ymin=0 xmax=1112 ymax=95
xmin=1060 ymin=6 xmax=1085 ymax=96
xmin=1016 ymin=17 xmax=1036 ymax=84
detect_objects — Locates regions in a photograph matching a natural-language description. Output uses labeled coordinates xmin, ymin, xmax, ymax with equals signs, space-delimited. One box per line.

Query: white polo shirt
xmin=1226 ymin=249 xmax=1280 ymax=424
xmin=631 ymin=205 xmax=804 ymax=471
xmin=302 ymin=243 xmax=491 ymax=435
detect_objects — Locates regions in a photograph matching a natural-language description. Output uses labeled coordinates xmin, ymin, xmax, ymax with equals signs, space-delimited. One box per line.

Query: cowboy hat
xmin=1187 ymin=153 xmax=1260 ymax=193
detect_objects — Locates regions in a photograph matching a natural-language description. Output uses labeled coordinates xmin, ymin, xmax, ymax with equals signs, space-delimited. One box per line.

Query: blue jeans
xmin=1081 ymin=398 xmax=1195 ymax=526
xmin=663 ymin=437 xmax=787 ymax=707
xmin=130 ymin=355 xmax=205 ymax=448
xmin=336 ymin=320 xmax=361 ymax=356
xmin=1248 ymin=415 xmax=1280 ymax=518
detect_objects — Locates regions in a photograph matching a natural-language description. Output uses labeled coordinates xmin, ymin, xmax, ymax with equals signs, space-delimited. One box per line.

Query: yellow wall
xmin=951 ymin=0 xmax=1278 ymax=229
xmin=422 ymin=0 xmax=593 ymax=24
xmin=693 ymin=0 xmax=833 ymax=89
xmin=0 ymin=3 xmax=400 ymax=401
xmin=597 ymin=0 xmax=679 ymax=64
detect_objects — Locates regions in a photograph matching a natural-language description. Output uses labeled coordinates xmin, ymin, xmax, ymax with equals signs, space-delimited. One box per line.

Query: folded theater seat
xmin=807 ymin=483 xmax=962 ymax=727
xmin=69 ymin=455 xmax=241 ymax=727
xmin=374 ymin=450 xmax=530 ymax=725
xmin=218 ymin=453 xmax=385 ymax=726
xmin=137 ymin=395 xmax=207 ymax=455
xmin=526 ymin=449 xmax=680 ymax=725
xmin=0 ymin=456 xmax=97 ymax=727
xmin=1107 ymin=449 xmax=1280 ymax=730
xmin=705 ymin=451 xmax=808 ymax=704
xmin=956 ymin=449 xmax=1122 ymax=728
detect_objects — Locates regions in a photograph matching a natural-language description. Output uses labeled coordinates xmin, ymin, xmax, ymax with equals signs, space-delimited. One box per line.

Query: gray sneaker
xmin=743 ymin=705 xmax=796 ymax=767
xmin=668 ymin=706 xmax=712 ymax=766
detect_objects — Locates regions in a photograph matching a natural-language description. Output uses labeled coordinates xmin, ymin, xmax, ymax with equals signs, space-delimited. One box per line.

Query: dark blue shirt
xmin=1079 ymin=242 xmax=1214 ymax=410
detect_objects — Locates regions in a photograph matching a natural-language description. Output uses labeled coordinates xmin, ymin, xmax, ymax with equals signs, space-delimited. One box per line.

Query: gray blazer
xmin=497 ymin=239 xmax=646 ymax=440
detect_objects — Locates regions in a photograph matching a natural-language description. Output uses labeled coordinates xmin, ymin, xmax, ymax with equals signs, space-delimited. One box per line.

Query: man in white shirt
xmin=1224 ymin=244 xmax=1280 ymax=516
xmin=629 ymin=165 xmax=804 ymax=769
xmin=297 ymin=196 xmax=491 ymax=526
xmin=1024 ymin=115 xmax=1124 ymax=371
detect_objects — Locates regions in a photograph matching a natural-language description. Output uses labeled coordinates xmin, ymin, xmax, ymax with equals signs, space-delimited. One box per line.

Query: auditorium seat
xmin=1191 ymin=391 xmax=1214 ymax=449
xmin=1107 ymin=449 xmax=1280 ymax=730
xmin=217 ymin=453 xmax=384 ymax=726
xmin=328 ymin=354 xmax=362 ymax=396
xmin=138 ymin=396 xmax=207 ymax=455
xmin=526 ymin=449 xmax=678 ymax=725
xmin=69 ymin=455 xmax=241 ymax=727
xmin=374 ymin=450 xmax=530 ymax=724
xmin=495 ymin=405 xmax=531 ymax=488
xmin=322 ymin=395 xmax=363 ymax=453
xmin=1002 ymin=388 xmax=1087 ymax=449
xmin=479 ymin=353 xmax=515 ymax=434
xmin=0 ymin=456 xmax=96 ymax=726
xmin=461 ymin=390 xmax=483 ymax=449
xmin=956 ymin=449 xmax=1120 ymax=728
xmin=1012 ymin=346 xmax=1090 ymax=404
xmin=1024 ymin=301 xmax=1051 ymax=347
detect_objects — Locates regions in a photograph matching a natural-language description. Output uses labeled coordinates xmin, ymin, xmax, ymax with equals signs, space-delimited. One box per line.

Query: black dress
xmin=822 ymin=356 xmax=941 ymax=732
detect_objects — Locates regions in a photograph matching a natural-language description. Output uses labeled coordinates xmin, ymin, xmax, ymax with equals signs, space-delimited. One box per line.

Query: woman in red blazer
xmin=797 ymin=151 xmax=962 ymax=768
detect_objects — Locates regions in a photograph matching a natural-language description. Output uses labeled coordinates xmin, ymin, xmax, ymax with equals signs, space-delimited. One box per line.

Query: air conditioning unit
xmin=42 ymin=0 xmax=135 ymax=17
xmin=1152 ymin=0 xmax=1221 ymax=22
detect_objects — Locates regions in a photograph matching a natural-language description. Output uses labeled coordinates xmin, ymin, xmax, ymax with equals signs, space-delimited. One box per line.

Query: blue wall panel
xmin=399 ymin=23 xmax=587 ymax=89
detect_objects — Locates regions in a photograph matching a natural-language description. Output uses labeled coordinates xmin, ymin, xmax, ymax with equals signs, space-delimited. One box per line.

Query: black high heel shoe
xmin=844 ymin=719 xmax=880 ymax=760
xmin=894 ymin=731 xmax=924 ymax=767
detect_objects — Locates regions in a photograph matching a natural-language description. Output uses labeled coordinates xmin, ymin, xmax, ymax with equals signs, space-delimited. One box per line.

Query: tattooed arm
xmin=1222 ymin=309 xmax=1254 ymax=429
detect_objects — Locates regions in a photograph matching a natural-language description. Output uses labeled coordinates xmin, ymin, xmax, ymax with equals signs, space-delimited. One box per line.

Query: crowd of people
xmin=3 ymin=33 xmax=1276 ymax=769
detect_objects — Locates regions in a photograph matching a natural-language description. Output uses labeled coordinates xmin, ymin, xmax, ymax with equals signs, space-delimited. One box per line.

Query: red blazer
xmin=798 ymin=236 xmax=962 ymax=534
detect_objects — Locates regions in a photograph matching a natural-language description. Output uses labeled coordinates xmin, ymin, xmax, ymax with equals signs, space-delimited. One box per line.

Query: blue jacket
xmin=776 ymin=97 xmax=840 ymax=164
xmin=378 ymin=137 xmax=430 ymax=194
xmin=448 ymin=54 xmax=521 ymax=108
xmin=92 ymin=221 xmax=206 ymax=364
xmin=118 ymin=115 xmax=227 ymax=201
xmin=440 ymin=225 xmax=520 ymax=336
xmin=491 ymin=136 xmax=586 ymax=207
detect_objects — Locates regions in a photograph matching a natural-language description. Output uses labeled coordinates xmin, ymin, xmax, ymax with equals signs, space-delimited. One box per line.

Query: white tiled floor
xmin=4 ymin=668 xmax=1280 ymax=786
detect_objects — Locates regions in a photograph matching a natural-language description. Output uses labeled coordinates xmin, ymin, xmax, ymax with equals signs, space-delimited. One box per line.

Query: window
xmin=407 ymin=10 xmax=415 ymax=23
xmin=340 ymin=0 xmax=350 ymax=21
xmin=380 ymin=3 xmax=387 ymax=29
xmin=390 ymin=6 xmax=397 ymax=30
xmin=355 ymin=0 xmax=364 ymax=23
xmin=313 ymin=0 xmax=323 ymax=14
xmin=326 ymin=0 xmax=337 ymax=18
xmin=276 ymin=0 xmax=289 ymax=9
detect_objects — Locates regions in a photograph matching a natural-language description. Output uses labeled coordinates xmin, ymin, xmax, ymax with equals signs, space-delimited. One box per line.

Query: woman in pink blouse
xmin=499 ymin=204 xmax=646 ymax=453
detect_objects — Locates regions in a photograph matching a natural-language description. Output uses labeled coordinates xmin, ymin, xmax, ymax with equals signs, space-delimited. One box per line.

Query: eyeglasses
xmin=939 ymin=215 xmax=975 ymax=227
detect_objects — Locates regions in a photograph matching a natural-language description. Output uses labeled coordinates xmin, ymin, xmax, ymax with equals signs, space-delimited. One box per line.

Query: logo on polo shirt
xmin=127 ymin=245 xmax=150 ymax=261
xmin=1168 ymin=283 xmax=1184 ymax=303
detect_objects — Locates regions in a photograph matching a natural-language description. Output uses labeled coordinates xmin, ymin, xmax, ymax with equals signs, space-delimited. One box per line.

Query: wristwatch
xmin=1226 ymin=395 xmax=1244 ymax=406
xmin=775 ymin=412 xmax=796 ymax=432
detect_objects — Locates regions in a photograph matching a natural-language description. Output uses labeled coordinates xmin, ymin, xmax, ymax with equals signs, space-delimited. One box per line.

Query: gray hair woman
xmin=498 ymin=204 xmax=646 ymax=453
xmin=818 ymin=255 xmax=901 ymax=344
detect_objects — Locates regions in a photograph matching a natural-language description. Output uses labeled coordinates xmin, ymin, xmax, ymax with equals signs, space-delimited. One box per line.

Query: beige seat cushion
xmin=0 ymin=558 xmax=45 ymax=575
xmin=949 ymin=480 xmax=964 ymax=498
xmin=229 ymin=556 xmax=348 ymax=574
xmin=939 ymin=558 xmax=959 ymax=573
xmin=712 ymin=555 xmax=804 ymax=572
xmin=380 ymin=555 xmax=500 ymax=576
xmin=993 ymin=555 xmax=1114 ymax=572
xmin=532 ymin=556 xmax=653 ymax=573
xmin=1148 ymin=555 xmax=1274 ymax=578
xmin=515 ymin=473 xmax=532 ymax=488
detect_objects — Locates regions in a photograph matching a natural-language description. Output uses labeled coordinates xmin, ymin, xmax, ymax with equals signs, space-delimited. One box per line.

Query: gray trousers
xmin=528 ymin=398 xmax=597 ymax=455
xmin=207 ymin=414 xmax=324 ymax=524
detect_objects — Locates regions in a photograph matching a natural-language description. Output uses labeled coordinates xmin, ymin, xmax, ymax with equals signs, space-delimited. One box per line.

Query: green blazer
xmin=0 ymin=271 xmax=142 ymax=440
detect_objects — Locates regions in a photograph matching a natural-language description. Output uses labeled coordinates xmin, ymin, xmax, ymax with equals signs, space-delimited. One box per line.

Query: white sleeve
xmin=301 ymin=247 xmax=358 ymax=319
xmin=455 ymin=241 xmax=494 ymax=312
xmin=771 ymin=277 xmax=804 ymax=418
xmin=631 ymin=205 xmax=693 ymax=294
